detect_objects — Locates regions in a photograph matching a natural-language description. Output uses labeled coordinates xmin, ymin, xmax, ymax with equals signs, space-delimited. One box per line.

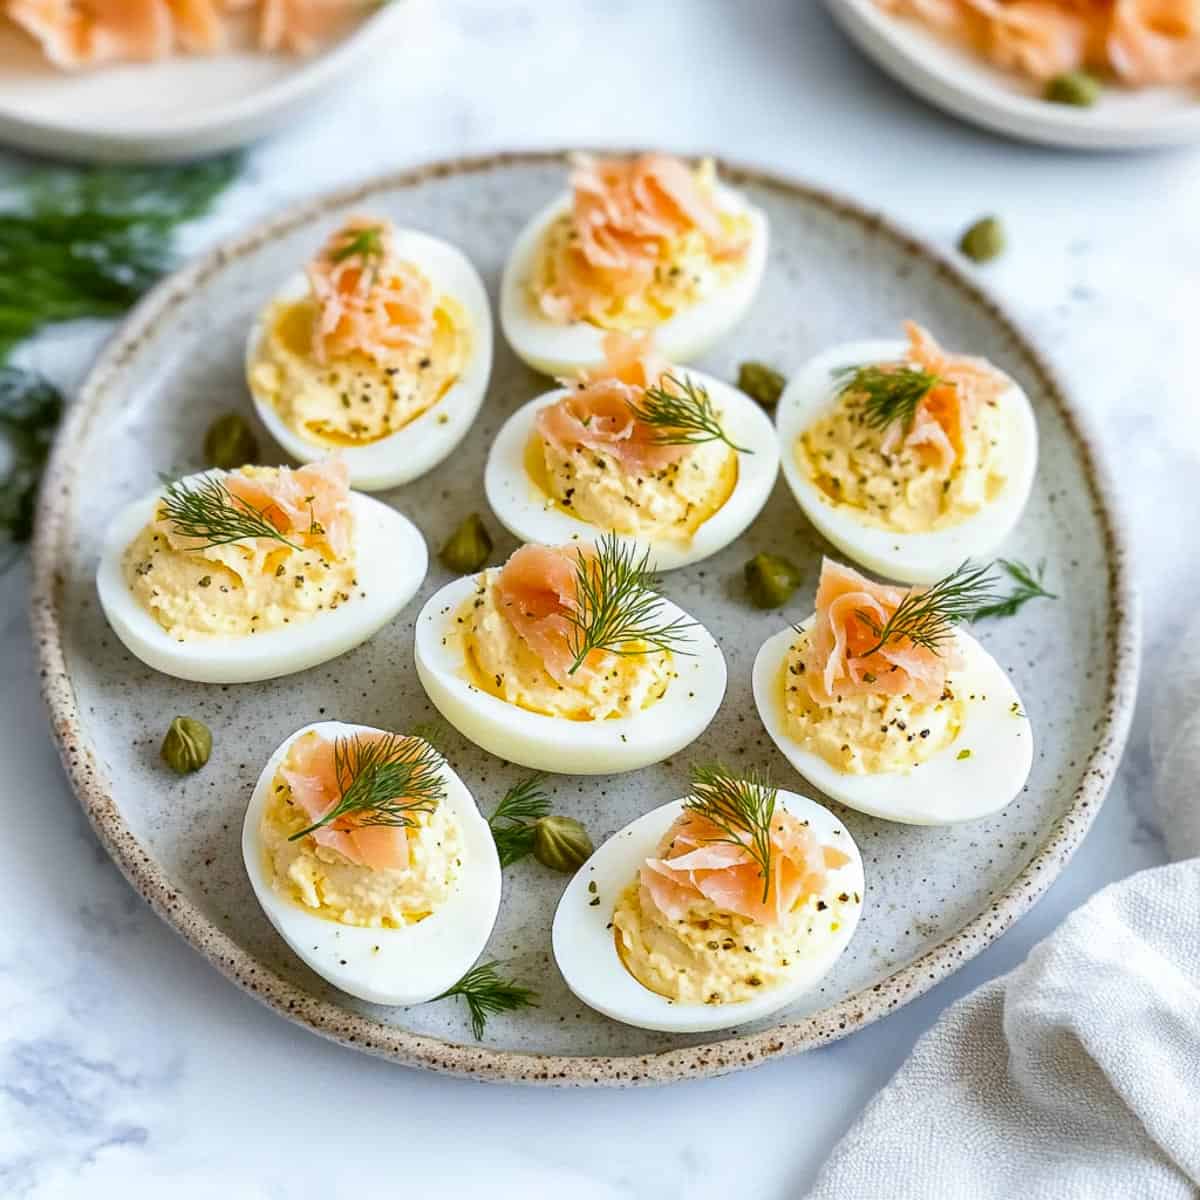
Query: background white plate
xmin=826 ymin=0 xmax=1200 ymax=150
xmin=0 ymin=1 xmax=412 ymax=163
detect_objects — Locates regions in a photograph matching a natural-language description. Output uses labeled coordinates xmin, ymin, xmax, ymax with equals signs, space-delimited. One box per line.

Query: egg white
xmin=242 ymin=720 xmax=501 ymax=1006
xmin=96 ymin=472 xmax=427 ymax=684
xmin=776 ymin=338 xmax=1038 ymax=584
xmin=552 ymin=791 xmax=864 ymax=1034
xmin=499 ymin=185 xmax=768 ymax=377
xmin=246 ymin=229 xmax=493 ymax=491
xmin=753 ymin=619 xmax=1033 ymax=825
xmin=483 ymin=370 xmax=779 ymax=571
xmin=413 ymin=573 xmax=727 ymax=774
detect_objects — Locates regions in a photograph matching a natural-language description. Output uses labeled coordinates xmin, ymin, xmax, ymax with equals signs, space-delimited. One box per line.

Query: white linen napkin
xmin=803 ymin=632 xmax=1200 ymax=1200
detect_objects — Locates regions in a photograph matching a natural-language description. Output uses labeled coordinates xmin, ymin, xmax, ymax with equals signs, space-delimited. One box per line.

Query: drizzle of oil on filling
xmin=251 ymin=289 xmax=470 ymax=449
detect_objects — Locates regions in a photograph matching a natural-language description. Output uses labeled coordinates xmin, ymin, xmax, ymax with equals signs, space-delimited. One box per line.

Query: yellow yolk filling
xmin=456 ymin=572 xmax=673 ymax=721
xmin=781 ymin=634 xmax=965 ymax=775
xmin=259 ymin=765 xmax=462 ymax=929
xmin=797 ymin=386 xmax=1007 ymax=533
xmin=122 ymin=467 xmax=358 ymax=641
xmin=250 ymin=289 xmax=470 ymax=449
xmin=612 ymin=879 xmax=857 ymax=1005
xmin=529 ymin=433 xmax=737 ymax=543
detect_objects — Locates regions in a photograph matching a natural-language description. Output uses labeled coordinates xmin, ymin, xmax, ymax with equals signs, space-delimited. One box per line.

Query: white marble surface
xmin=3 ymin=2 xmax=1198 ymax=1196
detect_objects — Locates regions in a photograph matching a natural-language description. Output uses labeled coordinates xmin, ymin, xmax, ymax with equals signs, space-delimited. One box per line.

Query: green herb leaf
xmin=565 ymin=533 xmax=695 ymax=674
xmin=0 ymin=367 xmax=62 ymax=552
xmin=288 ymin=732 xmax=445 ymax=841
xmin=855 ymin=561 xmax=1003 ymax=657
xmin=683 ymin=763 xmax=778 ymax=902
xmin=0 ymin=156 xmax=239 ymax=360
xmin=487 ymin=775 xmax=552 ymax=868
xmin=157 ymin=473 xmax=300 ymax=550
xmin=834 ymin=364 xmax=941 ymax=436
xmin=0 ymin=156 xmax=238 ymax=553
xmin=971 ymin=558 xmax=1056 ymax=620
xmin=628 ymin=373 xmax=751 ymax=453
xmin=328 ymin=223 xmax=387 ymax=266
xmin=435 ymin=961 xmax=538 ymax=1040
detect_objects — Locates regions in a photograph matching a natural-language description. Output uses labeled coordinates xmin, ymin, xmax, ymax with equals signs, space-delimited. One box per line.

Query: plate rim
xmin=0 ymin=2 xmax=411 ymax=161
xmin=825 ymin=0 xmax=1200 ymax=150
xmin=29 ymin=149 xmax=1141 ymax=1086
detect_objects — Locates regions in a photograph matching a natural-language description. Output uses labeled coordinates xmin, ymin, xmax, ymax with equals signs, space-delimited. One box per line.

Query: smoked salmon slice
xmin=878 ymin=321 xmax=1007 ymax=471
xmin=800 ymin=558 xmax=958 ymax=705
xmin=162 ymin=459 xmax=354 ymax=559
xmin=493 ymin=543 xmax=597 ymax=684
xmin=305 ymin=217 xmax=436 ymax=366
xmin=280 ymin=731 xmax=411 ymax=871
xmin=5 ymin=0 xmax=364 ymax=67
xmin=540 ymin=153 xmax=747 ymax=324
xmin=640 ymin=809 xmax=850 ymax=927
xmin=879 ymin=0 xmax=1200 ymax=86
xmin=536 ymin=332 xmax=687 ymax=473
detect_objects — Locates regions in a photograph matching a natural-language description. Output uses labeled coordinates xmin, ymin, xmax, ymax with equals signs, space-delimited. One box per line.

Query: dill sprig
xmin=564 ymin=534 xmax=695 ymax=674
xmin=627 ymin=374 xmax=751 ymax=453
xmin=435 ymin=961 xmax=538 ymax=1040
xmin=158 ymin=474 xmax=300 ymax=550
xmin=329 ymin=223 xmax=386 ymax=264
xmin=288 ymin=732 xmax=445 ymax=841
xmin=683 ymin=764 xmax=778 ymax=903
xmin=836 ymin=364 xmax=941 ymax=434
xmin=855 ymin=561 xmax=1003 ymax=657
xmin=972 ymin=558 xmax=1056 ymax=620
xmin=487 ymin=775 xmax=552 ymax=868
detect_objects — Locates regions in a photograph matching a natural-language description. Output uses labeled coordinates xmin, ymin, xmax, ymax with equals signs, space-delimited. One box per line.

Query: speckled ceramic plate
xmin=31 ymin=152 xmax=1138 ymax=1086
xmin=827 ymin=0 xmax=1200 ymax=151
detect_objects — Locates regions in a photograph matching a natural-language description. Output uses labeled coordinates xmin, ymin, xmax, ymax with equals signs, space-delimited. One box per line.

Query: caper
xmin=161 ymin=716 xmax=212 ymax=775
xmin=736 ymin=361 xmax=786 ymax=408
xmin=532 ymin=815 xmax=593 ymax=873
xmin=958 ymin=216 xmax=1006 ymax=264
xmin=1045 ymin=70 xmax=1101 ymax=107
xmin=203 ymin=412 xmax=258 ymax=470
xmin=744 ymin=553 xmax=802 ymax=609
xmin=439 ymin=512 xmax=493 ymax=574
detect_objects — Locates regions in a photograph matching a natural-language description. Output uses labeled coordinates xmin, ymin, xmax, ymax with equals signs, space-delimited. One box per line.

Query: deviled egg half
xmin=246 ymin=215 xmax=492 ymax=491
xmin=753 ymin=558 xmax=1033 ymax=825
xmin=553 ymin=766 xmax=864 ymax=1033
xmin=501 ymin=153 xmax=768 ymax=376
xmin=485 ymin=331 xmax=778 ymax=571
xmin=97 ymin=459 xmax=426 ymax=683
xmin=415 ymin=539 xmax=726 ymax=774
xmin=243 ymin=721 xmax=501 ymax=1005
xmin=777 ymin=322 xmax=1037 ymax=584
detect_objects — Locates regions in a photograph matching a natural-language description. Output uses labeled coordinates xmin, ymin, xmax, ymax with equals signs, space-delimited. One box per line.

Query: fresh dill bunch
xmin=565 ymin=533 xmax=695 ymax=674
xmin=0 ymin=368 xmax=61 ymax=553
xmin=627 ymin=374 xmax=751 ymax=453
xmin=436 ymin=960 xmax=538 ymax=1040
xmin=289 ymin=732 xmax=446 ymax=841
xmin=0 ymin=156 xmax=239 ymax=360
xmin=158 ymin=474 xmax=300 ymax=550
xmin=855 ymin=561 xmax=1003 ymax=657
xmin=835 ymin=364 xmax=941 ymax=434
xmin=683 ymin=763 xmax=778 ymax=903
xmin=972 ymin=558 xmax=1056 ymax=620
xmin=487 ymin=775 xmax=552 ymax=868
